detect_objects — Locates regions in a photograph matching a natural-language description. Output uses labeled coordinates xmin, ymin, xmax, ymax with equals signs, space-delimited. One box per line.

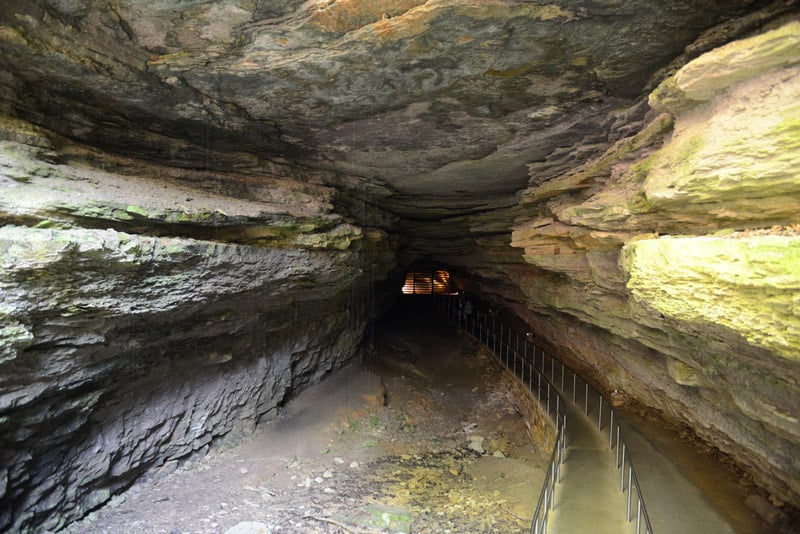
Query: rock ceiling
xmin=0 ymin=0 xmax=778 ymax=216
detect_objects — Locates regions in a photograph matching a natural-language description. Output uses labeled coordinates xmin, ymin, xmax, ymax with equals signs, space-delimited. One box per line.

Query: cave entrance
xmin=400 ymin=269 xmax=455 ymax=295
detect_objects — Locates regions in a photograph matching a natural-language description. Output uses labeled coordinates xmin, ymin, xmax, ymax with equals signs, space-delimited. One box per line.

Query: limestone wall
xmin=1 ymin=1 xmax=798 ymax=527
xmin=506 ymin=21 xmax=800 ymax=506
xmin=0 ymin=135 xmax=395 ymax=532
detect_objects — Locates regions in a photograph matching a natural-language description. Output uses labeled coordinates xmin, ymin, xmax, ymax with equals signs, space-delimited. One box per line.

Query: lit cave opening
xmin=401 ymin=269 xmax=456 ymax=295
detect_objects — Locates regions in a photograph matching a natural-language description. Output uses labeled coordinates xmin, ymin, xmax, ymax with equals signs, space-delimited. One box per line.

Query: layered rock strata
xmin=0 ymin=0 xmax=798 ymax=530
xmin=0 ymin=131 xmax=395 ymax=532
xmin=506 ymin=21 xmax=800 ymax=506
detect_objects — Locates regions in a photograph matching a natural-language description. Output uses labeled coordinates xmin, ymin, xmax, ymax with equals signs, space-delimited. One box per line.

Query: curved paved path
xmin=539 ymin=368 xmax=738 ymax=533
xmin=617 ymin=422 xmax=735 ymax=534
xmin=439 ymin=298 xmax=754 ymax=533
xmin=546 ymin=398 xmax=632 ymax=533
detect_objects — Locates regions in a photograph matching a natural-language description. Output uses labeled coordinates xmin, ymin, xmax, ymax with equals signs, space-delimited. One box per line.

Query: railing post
xmin=513 ymin=344 xmax=517 ymax=378
xmin=492 ymin=315 xmax=497 ymax=356
xmin=544 ymin=483 xmax=549 ymax=513
xmin=507 ymin=328 xmax=512 ymax=368
xmin=538 ymin=371 xmax=541 ymax=397
xmin=529 ymin=362 xmax=532 ymax=391
xmin=547 ymin=382 xmax=551 ymax=414
xmin=620 ymin=443 xmax=626 ymax=492
xmin=524 ymin=341 xmax=530 ymax=388
xmin=598 ymin=396 xmax=603 ymax=431
xmin=609 ymin=410 xmax=615 ymax=449
xmin=524 ymin=338 xmax=528 ymax=365
xmin=627 ymin=466 xmax=633 ymax=521
xmin=585 ymin=382 xmax=589 ymax=415
xmin=637 ymin=497 xmax=642 ymax=534
xmin=572 ymin=372 xmax=576 ymax=403
xmin=540 ymin=349 xmax=545 ymax=374
xmin=556 ymin=394 xmax=560 ymax=421
xmin=500 ymin=323 xmax=505 ymax=365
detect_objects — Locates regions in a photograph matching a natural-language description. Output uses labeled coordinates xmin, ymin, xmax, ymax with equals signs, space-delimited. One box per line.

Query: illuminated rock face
xmin=0 ymin=1 xmax=799 ymax=530
xmin=508 ymin=21 xmax=800 ymax=508
xmin=0 ymin=150 xmax=395 ymax=531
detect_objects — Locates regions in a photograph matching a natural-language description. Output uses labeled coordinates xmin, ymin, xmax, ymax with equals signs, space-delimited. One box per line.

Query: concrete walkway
xmin=547 ymin=398 xmax=633 ymax=533
xmin=620 ymin=422 xmax=735 ymax=533
xmin=437 ymin=302 xmax=745 ymax=534
xmin=544 ymin=372 xmax=736 ymax=534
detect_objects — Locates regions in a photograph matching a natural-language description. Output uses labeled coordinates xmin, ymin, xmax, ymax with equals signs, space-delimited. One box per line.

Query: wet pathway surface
xmin=67 ymin=304 xmax=549 ymax=534
xmin=615 ymin=410 xmax=794 ymax=534
xmin=544 ymin=380 xmax=744 ymax=534
xmin=619 ymin=422 xmax=736 ymax=534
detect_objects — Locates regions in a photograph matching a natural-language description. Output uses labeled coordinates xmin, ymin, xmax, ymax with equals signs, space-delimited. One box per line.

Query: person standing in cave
xmin=456 ymin=293 xmax=466 ymax=329
xmin=457 ymin=294 xmax=473 ymax=329
xmin=463 ymin=298 xmax=474 ymax=331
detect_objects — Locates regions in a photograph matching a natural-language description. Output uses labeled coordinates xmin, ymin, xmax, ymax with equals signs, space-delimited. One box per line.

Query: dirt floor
xmin=65 ymin=303 xmax=550 ymax=534
xmin=63 ymin=299 xmax=798 ymax=534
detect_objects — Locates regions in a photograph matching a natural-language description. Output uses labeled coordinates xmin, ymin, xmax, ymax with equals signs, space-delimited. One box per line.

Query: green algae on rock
xmin=622 ymin=235 xmax=800 ymax=362
xmin=651 ymin=21 xmax=800 ymax=111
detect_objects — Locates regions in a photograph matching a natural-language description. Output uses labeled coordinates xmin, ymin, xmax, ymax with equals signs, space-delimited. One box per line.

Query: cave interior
xmin=0 ymin=0 xmax=799 ymax=532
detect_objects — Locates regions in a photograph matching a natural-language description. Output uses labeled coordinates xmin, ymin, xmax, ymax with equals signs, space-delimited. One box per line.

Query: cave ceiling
xmin=0 ymin=0 xmax=774 ymax=220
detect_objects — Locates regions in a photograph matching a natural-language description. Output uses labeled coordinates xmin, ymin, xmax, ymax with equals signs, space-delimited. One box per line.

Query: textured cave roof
xmin=0 ymin=0 xmax=779 ymax=216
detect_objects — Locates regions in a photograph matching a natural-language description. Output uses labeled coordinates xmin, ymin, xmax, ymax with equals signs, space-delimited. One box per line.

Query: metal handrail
xmin=434 ymin=295 xmax=653 ymax=534
xmin=435 ymin=295 xmax=568 ymax=533
xmin=530 ymin=423 xmax=566 ymax=534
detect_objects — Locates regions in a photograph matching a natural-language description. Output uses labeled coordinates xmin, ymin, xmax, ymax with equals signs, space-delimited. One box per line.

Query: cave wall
xmin=413 ymin=14 xmax=800 ymax=518
xmin=445 ymin=21 xmax=800 ymax=507
xmin=0 ymin=128 xmax=396 ymax=531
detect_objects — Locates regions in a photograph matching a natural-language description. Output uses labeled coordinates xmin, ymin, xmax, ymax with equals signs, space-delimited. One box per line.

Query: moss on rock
xmin=651 ymin=21 xmax=800 ymax=112
xmin=622 ymin=235 xmax=800 ymax=361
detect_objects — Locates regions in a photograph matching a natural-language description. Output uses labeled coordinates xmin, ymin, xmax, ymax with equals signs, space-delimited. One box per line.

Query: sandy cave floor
xmin=64 ymin=308 xmax=549 ymax=534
